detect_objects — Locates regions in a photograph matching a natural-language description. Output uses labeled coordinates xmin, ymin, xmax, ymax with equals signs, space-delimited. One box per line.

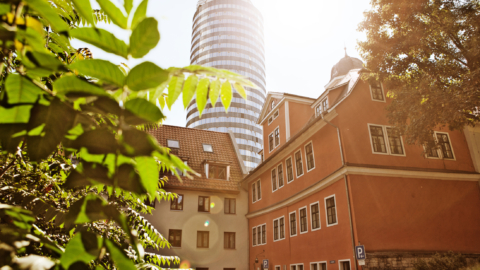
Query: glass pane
xmin=230 ymin=200 xmax=235 ymax=214
xmin=218 ymin=167 xmax=226 ymax=179
xmin=225 ymin=199 xmax=230 ymax=214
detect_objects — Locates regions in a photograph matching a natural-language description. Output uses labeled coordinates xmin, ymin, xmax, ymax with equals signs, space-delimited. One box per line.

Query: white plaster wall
xmin=145 ymin=189 xmax=249 ymax=270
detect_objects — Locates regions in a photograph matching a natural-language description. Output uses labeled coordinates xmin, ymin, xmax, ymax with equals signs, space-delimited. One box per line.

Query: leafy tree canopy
xmin=0 ymin=0 xmax=254 ymax=269
xmin=358 ymin=0 xmax=480 ymax=145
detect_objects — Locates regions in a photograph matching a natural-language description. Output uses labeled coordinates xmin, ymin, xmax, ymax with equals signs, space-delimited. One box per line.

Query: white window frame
xmin=285 ymin=156 xmax=294 ymax=184
xmin=274 ymin=126 xmax=280 ymax=148
xmin=338 ymin=259 xmax=351 ymax=270
xmin=369 ymin=81 xmax=386 ymax=102
xmin=310 ymin=261 xmax=328 ymax=270
xmin=252 ymin=226 xmax=257 ymax=247
xmin=315 ymin=97 xmax=329 ymax=117
xmin=310 ymin=201 xmax=321 ymax=232
xmin=273 ymin=110 xmax=279 ymax=119
xmin=202 ymin=144 xmax=213 ymax=152
xmin=425 ymin=131 xmax=456 ymax=161
xmin=273 ymin=216 xmax=285 ymax=242
xmin=367 ymin=124 xmax=406 ymax=157
xmin=324 ymin=194 xmax=338 ymax=227
xmin=277 ymin=163 xmax=285 ymax=189
xmin=290 ymin=263 xmax=304 ymax=270
xmin=294 ymin=149 xmax=304 ymax=178
xmin=271 ymin=167 xmax=278 ymax=193
xmin=167 ymin=139 xmax=180 ymax=148
xmin=252 ymin=179 xmax=261 ymax=203
xmin=268 ymin=131 xmax=275 ymax=153
xmin=299 ymin=206 xmax=308 ymax=234
xmin=255 ymin=223 xmax=267 ymax=245
xmin=275 ymin=266 xmax=281 ymax=270
xmin=289 ymin=210 xmax=297 ymax=237
xmin=304 ymin=141 xmax=315 ymax=172
xmin=268 ymin=116 xmax=273 ymax=125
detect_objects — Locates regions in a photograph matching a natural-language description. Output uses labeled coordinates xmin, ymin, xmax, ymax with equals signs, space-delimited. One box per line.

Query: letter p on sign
xmin=355 ymin=245 xmax=366 ymax=260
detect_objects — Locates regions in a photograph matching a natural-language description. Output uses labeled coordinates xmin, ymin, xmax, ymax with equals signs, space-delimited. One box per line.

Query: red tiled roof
xmin=148 ymin=125 xmax=243 ymax=193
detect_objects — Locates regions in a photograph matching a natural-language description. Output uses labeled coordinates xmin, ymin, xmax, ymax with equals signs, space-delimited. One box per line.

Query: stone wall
xmin=362 ymin=252 xmax=480 ymax=270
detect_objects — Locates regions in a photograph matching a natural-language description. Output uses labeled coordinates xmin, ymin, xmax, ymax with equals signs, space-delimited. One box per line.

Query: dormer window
xmin=268 ymin=116 xmax=273 ymax=125
xmin=203 ymin=144 xmax=213 ymax=152
xmin=370 ymin=81 xmax=385 ymax=101
xmin=315 ymin=98 xmax=328 ymax=117
xmin=204 ymin=162 xmax=230 ymax=180
xmin=271 ymin=100 xmax=275 ymax=109
xmin=167 ymin=139 xmax=180 ymax=148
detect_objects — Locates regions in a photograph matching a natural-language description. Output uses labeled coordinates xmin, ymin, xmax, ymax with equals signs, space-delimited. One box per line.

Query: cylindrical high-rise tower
xmin=187 ymin=0 xmax=266 ymax=171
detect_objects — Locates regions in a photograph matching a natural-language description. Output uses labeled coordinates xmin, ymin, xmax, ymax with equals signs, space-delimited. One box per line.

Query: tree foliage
xmin=358 ymin=0 xmax=480 ymax=145
xmin=0 ymin=0 xmax=253 ymax=269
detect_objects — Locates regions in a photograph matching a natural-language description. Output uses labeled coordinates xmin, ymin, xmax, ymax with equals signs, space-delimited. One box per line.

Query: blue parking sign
xmin=355 ymin=245 xmax=366 ymax=260
xmin=263 ymin=259 xmax=269 ymax=269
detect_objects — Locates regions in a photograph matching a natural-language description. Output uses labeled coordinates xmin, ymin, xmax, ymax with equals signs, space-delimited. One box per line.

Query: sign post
xmin=355 ymin=245 xmax=366 ymax=266
xmin=263 ymin=259 xmax=269 ymax=270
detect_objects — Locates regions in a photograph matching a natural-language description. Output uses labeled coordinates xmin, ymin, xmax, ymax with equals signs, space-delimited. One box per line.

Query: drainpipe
xmin=320 ymin=112 xmax=345 ymax=166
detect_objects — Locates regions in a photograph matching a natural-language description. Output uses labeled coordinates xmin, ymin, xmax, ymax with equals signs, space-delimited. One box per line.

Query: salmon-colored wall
xmin=249 ymin=180 xmax=354 ymax=270
xmin=263 ymin=102 xmax=286 ymax=161
xmin=349 ymin=174 xmax=480 ymax=253
xmin=327 ymin=85 xmax=345 ymax=106
xmin=289 ymin=102 xmax=314 ymax=138
xmin=250 ymin=126 xmax=343 ymax=213
xmin=334 ymin=80 xmax=476 ymax=172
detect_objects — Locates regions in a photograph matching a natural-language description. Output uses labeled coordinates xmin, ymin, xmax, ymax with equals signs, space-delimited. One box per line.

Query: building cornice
xmin=245 ymin=166 xmax=480 ymax=219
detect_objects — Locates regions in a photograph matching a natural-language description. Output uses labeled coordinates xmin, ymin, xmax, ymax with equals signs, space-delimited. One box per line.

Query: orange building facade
xmin=242 ymin=55 xmax=480 ymax=270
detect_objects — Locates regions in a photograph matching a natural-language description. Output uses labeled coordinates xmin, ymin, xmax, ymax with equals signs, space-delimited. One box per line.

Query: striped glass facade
xmin=187 ymin=0 xmax=266 ymax=171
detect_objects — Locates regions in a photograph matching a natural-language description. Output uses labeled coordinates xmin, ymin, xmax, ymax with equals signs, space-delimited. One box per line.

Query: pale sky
xmin=72 ymin=0 xmax=373 ymax=126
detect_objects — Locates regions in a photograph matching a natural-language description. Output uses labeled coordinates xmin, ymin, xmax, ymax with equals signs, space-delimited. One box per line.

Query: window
xmin=273 ymin=216 xmax=285 ymax=241
xmin=268 ymin=116 xmax=273 ymax=125
xmin=322 ymin=98 xmax=328 ymax=112
xmin=224 ymin=232 xmax=235 ymax=249
xmin=310 ymin=203 xmax=320 ymax=230
xmin=252 ymin=224 xmax=266 ymax=246
xmin=197 ymin=231 xmax=209 ymax=248
xmin=294 ymin=150 xmax=304 ymax=177
xmin=274 ymin=127 xmax=280 ymax=147
xmin=167 ymin=139 xmax=180 ymax=148
xmin=305 ymin=142 xmax=315 ymax=171
xmin=271 ymin=168 xmax=277 ymax=192
xmin=271 ymin=100 xmax=275 ymax=109
xmin=208 ymin=165 xmax=227 ymax=180
xmin=291 ymin=264 xmax=304 ymax=270
xmin=252 ymin=180 xmax=261 ymax=203
xmin=224 ymin=198 xmax=236 ymax=214
xmin=203 ymin=144 xmax=213 ymax=152
xmin=273 ymin=110 xmax=279 ymax=119
xmin=339 ymin=260 xmax=351 ymax=270
xmin=171 ymin=161 xmax=187 ymax=176
xmin=286 ymin=157 xmax=294 ymax=183
xmin=289 ymin=211 xmax=297 ymax=236
xmin=170 ymin=194 xmax=184 ymax=211
xmin=197 ymin=268 xmax=209 ymax=270
xmin=315 ymin=98 xmax=329 ymax=117
xmin=310 ymin=262 xmax=327 ymax=270
xmin=224 ymin=268 xmax=235 ymax=270
xmin=276 ymin=267 xmax=281 ymax=270
xmin=370 ymin=81 xmax=385 ymax=101
xmin=198 ymin=196 xmax=210 ymax=212
xmin=299 ymin=207 xmax=308 ymax=233
xmin=368 ymin=124 xmax=406 ymax=156
xmin=427 ymin=132 xmax=455 ymax=160
xmin=269 ymin=133 xmax=274 ymax=152
xmin=168 ymin=229 xmax=182 ymax=247
xmin=325 ymin=196 xmax=337 ymax=226
xmin=277 ymin=164 xmax=284 ymax=188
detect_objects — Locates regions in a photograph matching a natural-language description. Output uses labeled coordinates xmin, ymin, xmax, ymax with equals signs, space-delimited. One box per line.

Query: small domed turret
xmin=330 ymin=50 xmax=363 ymax=80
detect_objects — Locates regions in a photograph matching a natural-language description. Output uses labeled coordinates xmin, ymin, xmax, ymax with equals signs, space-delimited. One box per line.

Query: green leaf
xmin=131 ymin=0 xmax=148 ymax=29
xmin=196 ymin=78 xmax=209 ymax=117
xmin=70 ymin=28 xmax=128 ymax=59
xmin=125 ymin=62 xmax=169 ymax=91
xmin=221 ymin=80 xmax=232 ymax=112
xmin=71 ymin=0 xmax=95 ymax=26
xmin=105 ymin=240 xmax=136 ymax=270
xmin=25 ymin=0 xmax=69 ymax=33
xmin=234 ymin=82 xmax=247 ymax=99
xmin=121 ymin=129 xmax=158 ymax=157
xmin=60 ymin=233 xmax=97 ymax=269
xmin=5 ymin=74 xmax=42 ymax=104
xmin=209 ymin=79 xmax=221 ymax=108
xmin=71 ymin=128 xmax=118 ymax=154
xmin=183 ymin=75 xmax=198 ymax=108
xmin=0 ymin=3 xmax=10 ymax=15
xmin=97 ymin=0 xmax=128 ymax=29
xmin=129 ymin=17 xmax=160 ymax=58
xmin=69 ymin=59 xmax=126 ymax=87
xmin=26 ymin=51 xmax=64 ymax=71
xmin=124 ymin=0 xmax=133 ymax=14
xmin=135 ymin=156 xmax=159 ymax=198
xmin=27 ymin=99 xmax=77 ymax=161
xmin=125 ymin=98 xmax=164 ymax=124
xmin=0 ymin=105 xmax=32 ymax=124
xmin=54 ymin=76 xmax=108 ymax=97
xmin=117 ymin=164 xmax=145 ymax=194
xmin=167 ymin=74 xmax=185 ymax=110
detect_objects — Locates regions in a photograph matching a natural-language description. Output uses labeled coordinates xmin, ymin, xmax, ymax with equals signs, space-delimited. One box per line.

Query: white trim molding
xmin=324 ymin=194 xmax=338 ymax=227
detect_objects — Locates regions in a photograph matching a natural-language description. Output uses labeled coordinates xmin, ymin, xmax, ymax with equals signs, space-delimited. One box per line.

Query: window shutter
xmin=205 ymin=163 xmax=209 ymax=178
xmin=226 ymin=166 xmax=230 ymax=181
